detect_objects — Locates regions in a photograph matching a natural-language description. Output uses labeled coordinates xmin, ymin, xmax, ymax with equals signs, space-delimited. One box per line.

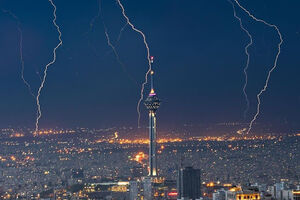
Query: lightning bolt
xmin=99 ymin=0 xmax=137 ymax=85
xmin=89 ymin=0 xmax=101 ymax=31
xmin=116 ymin=21 xmax=128 ymax=44
xmin=233 ymin=0 xmax=283 ymax=134
xmin=116 ymin=0 xmax=152 ymax=128
xmin=35 ymin=0 xmax=63 ymax=135
xmin=2 ymin=9 xmax=35 ymax=98
xmin=102 ymin=21 xmax=128 ymax=59
xmin=103 ymin=26 xmax=137 ymax=85
xmin=228 ymin=0 xmax=253 ymax=119
xmin=86 ymin=0 xmax=128 ymax=60
xmin=85 ymin=0 xmax=101 ymax=59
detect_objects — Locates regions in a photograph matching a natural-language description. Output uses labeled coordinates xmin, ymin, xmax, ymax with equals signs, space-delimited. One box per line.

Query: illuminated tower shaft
xmin=144 ymin=56 xmax=160 ymax=177
xmin=148 ymin=109 xmax=157 ymax=176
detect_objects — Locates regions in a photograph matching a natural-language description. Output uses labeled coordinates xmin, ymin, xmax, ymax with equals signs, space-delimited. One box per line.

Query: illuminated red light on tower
xmin=150 ymin=56 xmax=154 ymax=63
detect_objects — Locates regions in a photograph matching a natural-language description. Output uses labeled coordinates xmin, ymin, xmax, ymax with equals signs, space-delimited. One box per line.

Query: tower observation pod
xmin=144 ymin=56 xmax=161 ymax=177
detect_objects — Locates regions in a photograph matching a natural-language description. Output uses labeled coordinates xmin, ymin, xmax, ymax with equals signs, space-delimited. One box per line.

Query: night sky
xmin=0 ymin=0 xmax=299 ymax=131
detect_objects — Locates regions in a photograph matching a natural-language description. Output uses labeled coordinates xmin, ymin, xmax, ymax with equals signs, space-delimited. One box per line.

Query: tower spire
xmin=150 ymin=56 xmax=155 ymax=95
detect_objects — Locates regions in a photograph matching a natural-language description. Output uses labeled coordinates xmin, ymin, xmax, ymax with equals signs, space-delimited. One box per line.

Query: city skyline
xmin=0 ymin=0 xmax=299 ymax=132
xmin=0 ymin=1 xmax=299 ymax=199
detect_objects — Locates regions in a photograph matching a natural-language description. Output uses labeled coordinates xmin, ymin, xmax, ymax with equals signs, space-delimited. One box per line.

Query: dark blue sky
xmin=0 ymin=0 xmax=299 ymax=130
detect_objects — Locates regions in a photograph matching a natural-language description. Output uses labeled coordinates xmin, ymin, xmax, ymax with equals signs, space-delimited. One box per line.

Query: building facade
xmin=177 ymin=166 xmax=201 ymax=200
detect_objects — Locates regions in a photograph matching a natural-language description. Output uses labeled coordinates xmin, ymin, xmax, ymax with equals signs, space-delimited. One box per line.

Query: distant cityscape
xmin=0 ymin=0 xmax=299 ymax=199
xmin=0 ymin=126 xmax=299 ymax=199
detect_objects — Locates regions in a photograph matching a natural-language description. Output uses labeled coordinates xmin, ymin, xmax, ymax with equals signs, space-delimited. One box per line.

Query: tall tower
xmin=144 ymin=56 xmax=161 ymax=177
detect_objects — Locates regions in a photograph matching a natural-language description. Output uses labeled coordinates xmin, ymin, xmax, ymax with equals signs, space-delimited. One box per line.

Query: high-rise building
xmin=144 ymin=56 xmax=161 ymax=177
xmin=177 ymin=166 xmax=201 ymax=200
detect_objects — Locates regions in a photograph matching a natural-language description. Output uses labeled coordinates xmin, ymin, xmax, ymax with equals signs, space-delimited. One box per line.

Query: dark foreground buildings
xmin=178 ymin=166 xmax=202 ymax=200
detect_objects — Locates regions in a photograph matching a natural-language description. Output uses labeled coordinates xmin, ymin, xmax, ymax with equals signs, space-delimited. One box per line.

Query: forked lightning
xmin=35 ymin=0 xmax=63 ymax=135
